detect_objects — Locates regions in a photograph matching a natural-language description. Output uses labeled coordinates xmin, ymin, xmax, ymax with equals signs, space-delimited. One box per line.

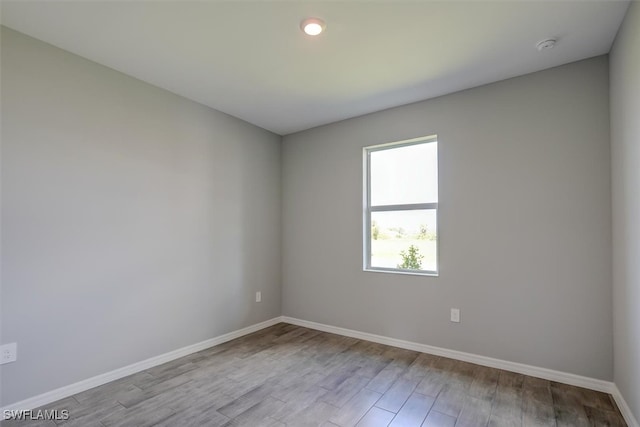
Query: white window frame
xmin=363 ymin=135 xmax=439 ymax=276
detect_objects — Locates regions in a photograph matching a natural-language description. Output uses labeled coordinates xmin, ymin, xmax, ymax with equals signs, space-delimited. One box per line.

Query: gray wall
xmin=282 ymin=57 xmax=612 ymax=380
xmin=611 ymin=2 xmax=640 ymax=421
xmin=0 ymin=27 xmax=281 ymax=406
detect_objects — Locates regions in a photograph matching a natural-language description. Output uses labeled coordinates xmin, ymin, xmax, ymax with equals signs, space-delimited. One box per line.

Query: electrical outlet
xmin=255 ymin=291 xmax=262 ymax=303
xmin=450 ymin=308 xmax=460 ymax=323
xmin=0 ymin=343 xmax=17 ymax=364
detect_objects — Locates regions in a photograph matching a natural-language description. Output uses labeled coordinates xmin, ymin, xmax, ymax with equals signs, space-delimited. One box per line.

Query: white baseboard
xmin=611 ymin=385 xmax=640 ymax=427
xmin=1 ymin=317 xmax=282 ymax=413
xmin=282 ymin=316 xmax=640 ymax=426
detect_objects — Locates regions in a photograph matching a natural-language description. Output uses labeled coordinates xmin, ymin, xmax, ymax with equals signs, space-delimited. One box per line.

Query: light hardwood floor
xmin=2 ymin=323 xmax=626 ymax=427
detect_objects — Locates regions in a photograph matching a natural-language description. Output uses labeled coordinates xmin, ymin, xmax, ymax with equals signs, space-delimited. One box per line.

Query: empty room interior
xmin=1 ymin=1 xmax=639 ymax=426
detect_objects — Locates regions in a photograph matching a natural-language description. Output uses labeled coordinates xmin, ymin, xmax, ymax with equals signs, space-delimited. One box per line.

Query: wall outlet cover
xmin=1 ymin=342 xmax=17 ymax=364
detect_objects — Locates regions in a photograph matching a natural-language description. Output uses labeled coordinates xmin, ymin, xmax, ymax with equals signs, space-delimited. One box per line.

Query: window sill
xmin=363 ymin=267 xmax=439 ymax=277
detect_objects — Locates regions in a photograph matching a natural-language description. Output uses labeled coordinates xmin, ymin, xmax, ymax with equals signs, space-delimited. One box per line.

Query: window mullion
xmin=370 ymin=203 xmax=438 ymax=212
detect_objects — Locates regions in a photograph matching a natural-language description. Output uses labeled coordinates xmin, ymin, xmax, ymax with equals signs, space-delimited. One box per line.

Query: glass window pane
xmin=370 ymin=209 xmax=437 ymax=272
xmin=370 ymin=142 xmax=438 ymax=206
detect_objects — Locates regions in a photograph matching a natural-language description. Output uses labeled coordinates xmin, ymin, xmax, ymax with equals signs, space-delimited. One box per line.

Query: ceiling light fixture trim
xmin=301 ymin=17 xmax=326 ymax=36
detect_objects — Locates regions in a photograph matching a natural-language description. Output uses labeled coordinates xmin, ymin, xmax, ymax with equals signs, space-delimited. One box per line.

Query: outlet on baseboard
xmin=255 ymin=291 xmax=262 ymax=303
xmin=450 ymin=308 xmax=460 ymax=323
xmin=0 ymin=343 xmax=17 ymax=364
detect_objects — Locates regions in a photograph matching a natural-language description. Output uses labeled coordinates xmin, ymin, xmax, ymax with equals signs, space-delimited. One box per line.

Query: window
xmin=363 ymin=136 xmax=438 ymax=275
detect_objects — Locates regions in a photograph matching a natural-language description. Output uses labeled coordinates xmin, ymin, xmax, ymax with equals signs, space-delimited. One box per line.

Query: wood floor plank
xmin=117 ymin=374 xmax=194 ymax=408
xmin=152 ymin=405 xmax=229 ymax=427
xmin=321 ymin=376 xmax=372 ymax=408
xmin=319 ymin=366 xmax=363 ymax=391
xmin=73 ymin=381 xmax=142 ymax=406
xmin=366 ymin=363 xmax=409 ymax=394
xmin=57 ymin=402 xmax=126 ymax=427
xmin=381 ymin=347 xmax=419 ymax=368
xmin=498 ymin=370 xmax=525 ymax=389
xmin=414 ymin=370 xmax=447 ymax=398
xmin=388 ymin=392 xmax=435 ymax=427
xmin=100 ymin=400 xmax=175 ymax=427
xmin=144 ymin=361 xmax=199 ymax=385
xmin=217 ymin=383 xmax=278 ymax=419
xmin=57 ymin=419 xmax=103 ymax=427
xmin=446 ymin=360 xmax=476 ymax=389
xmin=34 ymin=396 xmax=80 ymax=417
xmin=523 ymin=376 xmax=552 ymax=404
xmin=167 ymin=382 xmax=236 ymax=414
xmin=551 ymin=382 xmax=616 ymax=413
xmin=224 ymin=396 xmax=285 ymax=426
xmin=1 ymin=420 xmax=58 ymax=427
xmin=202 ymin=377 xmax=255 ymax=404
xmin=583 ymin=405 xmax=627 ymax=426
xmin=488 ymin=381 xmax=524 ymax=426
xmin=270 ymin=385 xmax=329 ymax=422
xmin=522 ymin=397 xmax=555 ymax=427
xmin=271 ymin=371 xmax=325 ymax=402
xmin=421 ymin=410 xmax=457 ymax=427
xmin=430 ymin=383 xmax=468 ymax=418
xmin=551 ymin=382 xmax=624 ymax=426
xmin=553 ymin=406 xmax=590 ymax=427
xmin=550 ymin=383 xmax=589 ymax=422
xmin=402 ymin=353 xmax=439 ymax=379
xmin=467 ymin=365 xmax=499 ymax=402
xmin=329 ymin=388 xmax=382 ymax=427
xmin=356 ymin=353 xmax=394 ymax=380
xmin=456 ymin=395 xmax=492 ymax=427
xmin=355 ymin=407 xmax=395 ymax=427
xmin=375 ymin=376 xmax=420 ymax=413
xmin=284 ymin=401 xmax=339 ymax=427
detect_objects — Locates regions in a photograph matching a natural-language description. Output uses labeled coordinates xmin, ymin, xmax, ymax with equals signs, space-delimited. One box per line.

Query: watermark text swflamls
xmin=3 ymin=409 xmax=70 ymax=421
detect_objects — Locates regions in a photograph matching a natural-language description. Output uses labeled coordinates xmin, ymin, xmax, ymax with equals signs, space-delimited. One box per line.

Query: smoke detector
xmin=536 ymin=39 xmax=557 ymax=51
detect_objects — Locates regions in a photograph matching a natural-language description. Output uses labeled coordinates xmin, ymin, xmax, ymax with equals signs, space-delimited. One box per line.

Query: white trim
xmin=366 ymin=134 xmax=438 ymax=151
xmin=611 ymin=384 xmax=640 ymax=427
xmin=281 ymin=316 xmax=613 ymax=393
xmin=363 ymin=267 xmax=439 ymax=277
xmin=1 ymin=317 xmax=283 ymax=413
xmin=363 ymin=135 xmax=440 ymax=276
xmin=370 ymin=203 xmax=439 ymax=212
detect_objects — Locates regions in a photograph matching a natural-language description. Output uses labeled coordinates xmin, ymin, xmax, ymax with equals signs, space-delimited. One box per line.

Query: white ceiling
xmin=1 ymin=1 xmax=630 ymax=135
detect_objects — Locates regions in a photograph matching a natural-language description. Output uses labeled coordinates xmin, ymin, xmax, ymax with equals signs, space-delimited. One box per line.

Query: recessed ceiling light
xmin=536 ymin=38 xmax=557 ymax=51
xmin=301 ymin=18 xmax=326 ymax=36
